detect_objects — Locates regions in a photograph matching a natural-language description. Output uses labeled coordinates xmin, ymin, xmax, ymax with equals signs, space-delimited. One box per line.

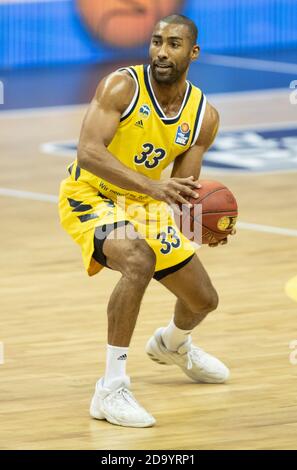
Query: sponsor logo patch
xmin=139 ymin=104 xmax=151 ymax=119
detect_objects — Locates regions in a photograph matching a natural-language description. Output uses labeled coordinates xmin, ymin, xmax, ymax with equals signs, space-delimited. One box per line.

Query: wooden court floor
xmin=0 ymin=90 xmax=297 ymax=450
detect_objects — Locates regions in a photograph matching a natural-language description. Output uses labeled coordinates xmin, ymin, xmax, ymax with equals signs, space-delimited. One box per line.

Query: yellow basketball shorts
xmin=59 ymin=177 xmax=196 ymax=280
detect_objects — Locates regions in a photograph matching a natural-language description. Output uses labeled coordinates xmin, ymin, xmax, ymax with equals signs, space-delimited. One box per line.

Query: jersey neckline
xmin=143 ymin=65 xmax=192 ymax=125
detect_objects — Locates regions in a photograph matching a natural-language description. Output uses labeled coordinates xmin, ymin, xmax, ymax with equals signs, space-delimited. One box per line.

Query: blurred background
xmin=1 ymin=0 xmax=297 ymax=451
xmin=1 ymin=0 xmax=297 ymax=109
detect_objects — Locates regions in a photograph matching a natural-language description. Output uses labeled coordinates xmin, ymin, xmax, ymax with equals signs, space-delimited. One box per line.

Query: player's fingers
xmin=168 ymin=188 xmax=192 ymax=207
xmin=172 ymin=182 xmax=199 ymax=199
xmin=175 ymin=176 xmax=200 ymax=188
xmin=231 ymin=228 xmax=237 ymax=235
xmin=219 ymin=239 xmax=228 ymax=245
xmin=175 ymin=193 xmax=193 ymax=208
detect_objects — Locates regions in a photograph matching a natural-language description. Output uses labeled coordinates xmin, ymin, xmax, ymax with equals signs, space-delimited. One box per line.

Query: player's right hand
xmin=208 ymin=228 xmax=237 ymax=247
xmin=148 ymin=176 xmax=201 ymax=207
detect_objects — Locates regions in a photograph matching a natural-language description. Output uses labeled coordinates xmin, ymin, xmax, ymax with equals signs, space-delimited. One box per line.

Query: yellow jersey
xmin=67 ymin=64 xmax=206 ymax=204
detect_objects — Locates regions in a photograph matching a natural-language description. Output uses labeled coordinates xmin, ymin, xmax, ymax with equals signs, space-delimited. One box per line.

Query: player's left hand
xmin=208 ymin=228 xmax=236 ymax=247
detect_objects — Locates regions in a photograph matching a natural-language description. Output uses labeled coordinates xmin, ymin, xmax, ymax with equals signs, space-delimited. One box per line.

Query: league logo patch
xmin=175 ymin=122 xmax=191 ymax=146
xmin=139 ymin=104 xmax=151 ymax=119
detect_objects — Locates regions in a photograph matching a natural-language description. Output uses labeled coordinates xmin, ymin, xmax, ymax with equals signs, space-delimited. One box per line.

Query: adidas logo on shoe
xmin=117 ymin=354 xmax=127 ymax=360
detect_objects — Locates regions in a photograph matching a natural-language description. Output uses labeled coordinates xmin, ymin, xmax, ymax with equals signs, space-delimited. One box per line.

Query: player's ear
xmin=191 ymin=45 xmax=200 ymax=62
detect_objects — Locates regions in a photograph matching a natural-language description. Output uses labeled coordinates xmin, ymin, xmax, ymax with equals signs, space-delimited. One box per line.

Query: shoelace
xmin=181 ymin=345 xmax=205 ymax=370
xmin=116 ymin=387 xmax=139 ymax=409
xmin=162 ymin=335 xmax=206 ymax=371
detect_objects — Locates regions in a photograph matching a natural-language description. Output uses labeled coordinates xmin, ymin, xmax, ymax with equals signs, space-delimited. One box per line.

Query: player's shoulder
xmin=189 ymin=81 xmax=219 ymax=127
xmin=194 ymin=100 xmax=219 ymax=149
xmin=204 ymin=101 xmax=219 ymax=126
xmin=95 ymin=66 xmax=137 ymax=111
xmin=99 ymin=67 xmax=136 ymax=96
xmin=188 ymin=83 xmax=219 ymax=149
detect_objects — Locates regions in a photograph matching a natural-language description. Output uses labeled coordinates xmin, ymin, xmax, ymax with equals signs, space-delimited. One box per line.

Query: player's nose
xmin=157 ymin=44 xmax=169 ymax=60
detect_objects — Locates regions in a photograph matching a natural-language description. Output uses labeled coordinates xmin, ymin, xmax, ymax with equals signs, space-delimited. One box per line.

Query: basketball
xmin=178 ymin=180 xmax=238 ymax=244
xmin=76 ymin=0 xmax=184 ymax=48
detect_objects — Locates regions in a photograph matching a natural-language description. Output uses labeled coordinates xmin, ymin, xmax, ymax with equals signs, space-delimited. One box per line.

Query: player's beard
xmin=151 ymin=61 xmax=188 ymax=85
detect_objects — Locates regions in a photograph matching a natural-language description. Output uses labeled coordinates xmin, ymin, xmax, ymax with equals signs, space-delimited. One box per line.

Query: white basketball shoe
xmin=145 ymin=327 xmax=229 ymax=384
xmin=89 ymin=376 xmax=156 ymax=428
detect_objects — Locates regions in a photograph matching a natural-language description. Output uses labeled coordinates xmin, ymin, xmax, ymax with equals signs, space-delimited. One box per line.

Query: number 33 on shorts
xmin=157 ymin=226 xmax=181 ymax=254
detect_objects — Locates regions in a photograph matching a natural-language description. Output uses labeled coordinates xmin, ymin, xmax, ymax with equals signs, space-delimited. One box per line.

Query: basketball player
xmin=59 ymin=14 xmax=234 ymax=428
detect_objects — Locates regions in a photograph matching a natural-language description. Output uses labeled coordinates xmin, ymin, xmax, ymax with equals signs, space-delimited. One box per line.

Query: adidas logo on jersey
xmin=135 ymin=120 xmax=144 ymax=128
xmin=117 ymin=354 xmax=127 ymax=360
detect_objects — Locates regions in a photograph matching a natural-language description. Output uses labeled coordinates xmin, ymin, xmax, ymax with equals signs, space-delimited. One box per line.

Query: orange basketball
xmin=177 ymin=180 xmax=238 ymax=245
xmin=76 ymin=0 xmax=184 ymax=48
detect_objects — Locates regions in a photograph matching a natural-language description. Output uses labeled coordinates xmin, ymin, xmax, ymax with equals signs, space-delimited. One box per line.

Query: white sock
xmin=162 ymin=319 xmax=192 ymax=352
xmin=103 ymin=344 xmax=129 ymax=388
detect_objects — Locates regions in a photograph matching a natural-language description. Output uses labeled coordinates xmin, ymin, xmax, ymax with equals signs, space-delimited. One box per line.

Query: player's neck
xmin=149 ymin=69 xmax=188 ymax=109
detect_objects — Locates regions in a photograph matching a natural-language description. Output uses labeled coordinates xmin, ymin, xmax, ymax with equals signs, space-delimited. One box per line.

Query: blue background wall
xmin=1 ymin=0 xmax=297 ymax=69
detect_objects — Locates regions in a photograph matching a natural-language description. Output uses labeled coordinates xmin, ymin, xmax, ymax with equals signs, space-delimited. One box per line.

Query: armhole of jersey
xmin=117 ymin=67 xmax=140 ymax=122
xmin=190 ymin=94 xmax=207 ymax=147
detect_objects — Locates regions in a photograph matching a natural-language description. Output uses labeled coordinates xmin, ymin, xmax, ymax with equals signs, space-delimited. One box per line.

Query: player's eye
xmin=171 ymin=43 xmax=180 ymax=48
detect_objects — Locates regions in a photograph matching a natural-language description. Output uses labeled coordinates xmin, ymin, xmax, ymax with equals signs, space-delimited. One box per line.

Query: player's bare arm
xmin=77 ymin=70 xmax=146 ymax=191
xmin=77 ymin=71 xmax=200 ymax=207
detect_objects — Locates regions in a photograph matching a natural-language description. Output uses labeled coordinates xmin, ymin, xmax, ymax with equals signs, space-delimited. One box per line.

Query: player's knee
xmin=208 ymin=289 xmax=219 ymax=312
xmin=123 ymin=241 xmax=156 ymax=282
xmin=189 ymin=286 xmax=219 ymax=314
xmin=200 ymin=287 xmax=219 ymax=313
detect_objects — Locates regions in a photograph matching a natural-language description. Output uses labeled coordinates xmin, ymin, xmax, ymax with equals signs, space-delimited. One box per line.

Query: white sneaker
xmin=89 ymin=376 xmax=156 ymax=428
xmin=145 ymin=327 xmax=230 ymax=384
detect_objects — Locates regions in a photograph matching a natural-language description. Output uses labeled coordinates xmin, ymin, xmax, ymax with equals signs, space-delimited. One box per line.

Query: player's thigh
xmin=159 ymin=254 xmax=218 ymax=312
xmin=102 ymin=224 xmax=156 ymax=278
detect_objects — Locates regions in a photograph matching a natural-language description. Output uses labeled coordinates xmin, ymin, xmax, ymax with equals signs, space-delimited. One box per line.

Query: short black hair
xmin=158 ymin=14 xmax=198 ymax=45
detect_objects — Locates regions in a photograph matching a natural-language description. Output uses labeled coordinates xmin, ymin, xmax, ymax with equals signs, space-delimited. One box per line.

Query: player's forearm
xmin=171 ymin=153 xmax=203 ymax=181
xmin=171 ymin=164 xmax=202 ymax=181
xmin=77 ymin=144 xmax=151 ymax=195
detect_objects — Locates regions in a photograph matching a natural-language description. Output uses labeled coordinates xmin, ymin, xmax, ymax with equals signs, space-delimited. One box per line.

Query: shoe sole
xmin=90 ymin=401 xmax=156 ymax=428
xmin=90 ymin=409 xmax=155 ymax=428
